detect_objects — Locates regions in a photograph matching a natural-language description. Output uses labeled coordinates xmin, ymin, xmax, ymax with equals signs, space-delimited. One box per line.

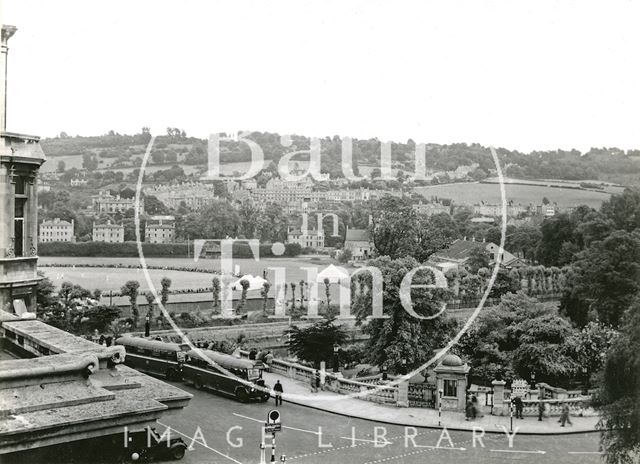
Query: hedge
xmin=38 ymin=241 xmax=302 ymax=258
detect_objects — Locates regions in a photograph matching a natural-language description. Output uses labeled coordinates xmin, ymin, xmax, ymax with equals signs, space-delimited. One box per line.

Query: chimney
xmin=1 ymin=25 xmax=17 ymax=131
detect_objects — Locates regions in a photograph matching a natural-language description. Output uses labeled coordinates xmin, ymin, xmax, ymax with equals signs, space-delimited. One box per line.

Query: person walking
xmin=538 ymin=400 xmax=545 ymax=421
xmin=513 ymin=396 xmax=524 ymax=419
xmin=559 ymin=403 xmax=572 ymax=427
xmin=310 ymin=373 xmax=317 ymax=393
xmin=273 ymin=380 xmax=283 ymax=406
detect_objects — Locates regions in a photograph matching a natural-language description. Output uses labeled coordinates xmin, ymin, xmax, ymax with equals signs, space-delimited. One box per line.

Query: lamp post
xmin=333 ymin=343 xmax=340 ymax=373
xmin=582 ymin=366 xmax=589 ymax=394
xmin=144 ymin=313 xmax=150 ymax=338
xmin=401 ymin=358 xmax=407 ymax=376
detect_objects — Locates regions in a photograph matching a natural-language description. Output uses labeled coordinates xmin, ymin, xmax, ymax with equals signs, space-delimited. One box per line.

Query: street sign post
xmin=264 ymin=423 xmax=282 ymax=433
xmin=265 ymin=410 xmax=282 ymax=462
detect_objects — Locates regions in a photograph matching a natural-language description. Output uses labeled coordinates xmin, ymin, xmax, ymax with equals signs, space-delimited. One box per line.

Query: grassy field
xmin=39 ymin=256 xmax=337 ymax=292
xmin=415 ymin=182 xmax=612 ymax=208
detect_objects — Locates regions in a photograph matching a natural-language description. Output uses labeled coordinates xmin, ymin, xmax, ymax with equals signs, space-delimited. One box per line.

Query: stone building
xmin=39 ymin=218 xmax=75 ymax=242
xmin=91 ymin=189 xmax=144 ymax=214
xmin=344 ymin=227 xmax=373 ymax=260
xmin=92 ymin=221 xmax=124 ymax=243
xmin=0 ymin=25 xmax=46 ymax=315
xmin=287 ymin=227 xmax=325 ymax=249
xmin=145 ymin=215 xmax=175 ymax=243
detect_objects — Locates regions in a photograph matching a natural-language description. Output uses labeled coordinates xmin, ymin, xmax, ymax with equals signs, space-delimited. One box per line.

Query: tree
xmin=82 ymin=153 xmax=99 ymax=171
xmin=356 ymin=256 xmax=457 ymax=374
xmin=542 ymin=196 xmax=550 ymax=205
xmin=36 ymin=272 xmax=58 ymax=310
xmin=57 ymin=160 xmax=66 ymax=172
xmin=144 ymin=195 xmax=169 ymax=215
xmin=212 ymin=277 xmax=220 ymax=311
xmin=144 ymin=291 xmax=155 ymax=319
xmin=597 ymin=297 xmax=640 ymax=464
xmin=151 ymin=150 xmax=166 ymax=164
xmin=236 ymin=279 xmax=250 ymax=313
xmin=488 ymin=269 xmax=521 ymax=298
xmin=600 ymin=187 xmax=640 ymax=233
xmin=160 ymin=277 xmax=171 ymax=308
xmin=121 ymin=280 xmax=140 ymax=328
xmin=370 ymin=196 xmax=418 ymax=259
xmin=337 ymin=248 xmax=352 ymax=263
xmin=261 ymin=281 xmax=271 ymax=314
xmin=239 ymin=201 xmax=260 ymax=239
xmin=290 ymin=282 xmax=297 ymax=310
xmin=323 ymin=278 xmax=331 ymax=311
xmin=561 ymin=231 xmax=640 ymax=327
xmin=38 ymin=281 xmax=119 ymax=335
xmin=568 ymin=321 xmax=617 ymax=387
xmin=466 ymin=247 xmax=490 ymax=274
xmin=256 ymin=204 xmax=288 ymax=243
xmin=287 ymin=318 xmax=347 ymax=367
xmin=458 ymin=292 xmax=580 ymax=386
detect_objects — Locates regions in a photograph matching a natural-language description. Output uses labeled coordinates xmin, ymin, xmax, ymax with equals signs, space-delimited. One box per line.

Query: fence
xmin=238 ymin=349 xmax=399 ymax=405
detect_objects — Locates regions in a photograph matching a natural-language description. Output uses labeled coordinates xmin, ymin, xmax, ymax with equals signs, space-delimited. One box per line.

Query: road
xmin=160 ymin=381 xmax=605 ymax=464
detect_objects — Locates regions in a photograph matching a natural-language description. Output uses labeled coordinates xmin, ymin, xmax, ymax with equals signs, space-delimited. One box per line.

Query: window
xmin=14 ymin=198 xmax=26 ymax=256
xmin=443 ymin=379 xmax=457 ymax=397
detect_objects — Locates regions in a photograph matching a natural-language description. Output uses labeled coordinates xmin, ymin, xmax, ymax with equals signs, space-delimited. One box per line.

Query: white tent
xmin=316 ymin=264 xmax=350 ymax=284
xmin=231 ymin=275 xmax=268 ymax=291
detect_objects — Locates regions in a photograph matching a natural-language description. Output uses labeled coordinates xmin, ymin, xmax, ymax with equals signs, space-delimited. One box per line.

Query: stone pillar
xmin=0 ymin=163 xmax=11 ymax=257
xmin=301 ymin=266 xmax=322 ymax=319
xmin=396 ymin=380 xmax=409 ymax=407
xmin=491 ymin=380 xmax=507 ymax=416
xmin=28 ymin=175 xmax=38 ymax=256
xmin=434 ymin=355 xmax=470 ymax=412
xmin=1 ymin=25 xmax=17 ymax=131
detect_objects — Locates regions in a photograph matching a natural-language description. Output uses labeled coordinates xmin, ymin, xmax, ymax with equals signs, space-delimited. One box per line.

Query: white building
xmin=412 ymin=201 xmax=450 ymax=216
xmin=39 ymin=218 xmax=75 ymax=243
xmin=145 ymin=216 xmax=176 ymax=244
xmin=92 ymin=190 xmax=144 ymax=215
xmin=287 ymin=227 xmax=325 ymax=249
xmin=473 ymin=203 xmax=529 ymax=217
xmin=92 ymin=221 xmax=124 ymax=243
xmin=344 ymin=227 xmax=373 ymax=261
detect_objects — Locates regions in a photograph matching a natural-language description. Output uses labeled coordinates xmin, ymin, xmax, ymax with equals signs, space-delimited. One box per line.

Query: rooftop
xmin=0 ymin=314 xmax=192 ymax=454
xmin=345 ymin=228 xmax=370 ymax=242
xmin=431 ymin=239 xmax=486 ymax=261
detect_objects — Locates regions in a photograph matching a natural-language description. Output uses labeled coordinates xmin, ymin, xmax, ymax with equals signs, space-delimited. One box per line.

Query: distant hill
xmin=40 ymin=130 xmax=640 ymax=186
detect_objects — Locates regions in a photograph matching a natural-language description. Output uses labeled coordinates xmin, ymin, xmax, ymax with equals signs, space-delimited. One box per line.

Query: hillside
xmin=40 ymin=130 xmax=640 ymax=186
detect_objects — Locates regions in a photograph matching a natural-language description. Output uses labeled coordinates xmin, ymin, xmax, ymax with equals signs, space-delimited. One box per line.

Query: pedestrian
xmin=538 ymin=400 xmax=545 ymax=421
xmin=98 ymin=334 xmax=105 ymax=346
xmin=264 ymin=351 xmax=274 ymax=371
xmin=249 ymin=348 xmax=257 ymax=360
xmin=471 ymin=394 xmax=480 ymax=418
xmin=465 ymin=398 xmax=475 ymax=421
xmin=273 ymin=380 xmax=283 ymax=406
xmin=559 ymin=403 xmax=572 ymax=427
xmin=315 ymin=370 xmax=321 ymax=391
xmin=513 ymin=396 xmax=524 ymax=419
xmin=310 ymin=373 xmax=317 ymax=393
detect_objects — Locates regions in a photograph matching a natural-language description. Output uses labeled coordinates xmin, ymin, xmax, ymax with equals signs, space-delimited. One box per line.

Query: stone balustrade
xmin=238 ymin=350 xmax=398 ymax=405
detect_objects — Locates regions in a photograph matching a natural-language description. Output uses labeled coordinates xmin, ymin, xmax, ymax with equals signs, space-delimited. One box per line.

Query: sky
xmin=1 ymin=0 xmax=639 ymax=153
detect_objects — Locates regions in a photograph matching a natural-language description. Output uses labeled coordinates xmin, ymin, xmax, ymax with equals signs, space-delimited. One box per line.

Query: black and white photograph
xmin=1 ymin=1 xmax=639 ymax=463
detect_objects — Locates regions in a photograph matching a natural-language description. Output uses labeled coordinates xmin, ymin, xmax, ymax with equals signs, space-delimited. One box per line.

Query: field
xmin=414 ymin=182 xmax=613 ymax=208
xmin=39 ymin=255 xmax=337 ymax=292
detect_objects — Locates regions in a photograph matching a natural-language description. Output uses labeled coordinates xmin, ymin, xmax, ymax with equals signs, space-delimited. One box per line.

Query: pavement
xmin=262 ymin=371 xmax=600 ymax=435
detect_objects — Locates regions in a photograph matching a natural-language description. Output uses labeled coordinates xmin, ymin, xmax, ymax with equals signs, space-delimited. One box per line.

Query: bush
xmin=39 ymin=241 xmax=303 ymax=258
